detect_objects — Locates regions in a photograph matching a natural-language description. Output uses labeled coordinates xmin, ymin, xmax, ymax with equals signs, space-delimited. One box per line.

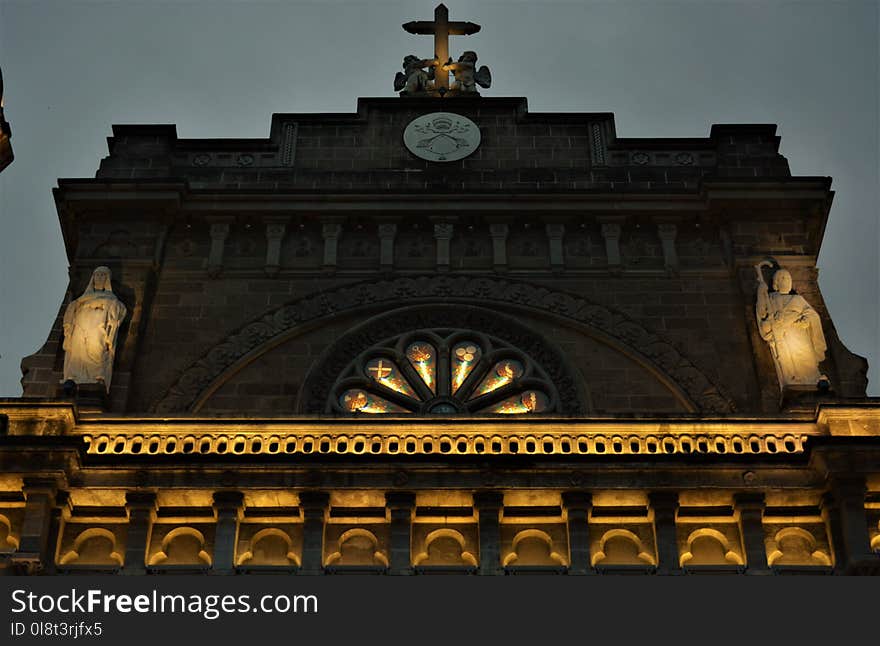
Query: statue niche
xmin=755 ymin=261 xmax=828 ymax=393
xmin=61 ymin=266 xmax=127 ymax=392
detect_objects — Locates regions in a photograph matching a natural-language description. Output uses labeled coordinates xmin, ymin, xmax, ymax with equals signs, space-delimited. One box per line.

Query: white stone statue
xmin=62 ymin=266 xmax=127 ymax=392
xmin=755 ymin=261 xmax=828 ymax=391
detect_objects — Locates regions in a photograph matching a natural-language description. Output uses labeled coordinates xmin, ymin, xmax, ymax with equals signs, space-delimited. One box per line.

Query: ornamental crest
xmin=403 ymin=112 xmax=481 ymax=162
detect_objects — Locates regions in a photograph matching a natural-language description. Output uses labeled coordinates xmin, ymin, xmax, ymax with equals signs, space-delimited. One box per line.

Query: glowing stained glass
xmin=406 ymin=342 xmax=436 ymax=393
xmin=471 ymin=360 xmax=524 ymax=398
xmin=485 ymin=391 xmax=548 ymax=414
xmin=451 ymin=342 xmax=481 ymax=393
xmin=365 ymin=358 xmax=418 ymax=399
xmin=340 ymin=390 xmax=409 ymax=414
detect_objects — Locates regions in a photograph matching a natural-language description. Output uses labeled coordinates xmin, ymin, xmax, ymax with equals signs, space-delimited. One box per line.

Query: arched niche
xmin=153 ymin=276 xmax=735 ymax=416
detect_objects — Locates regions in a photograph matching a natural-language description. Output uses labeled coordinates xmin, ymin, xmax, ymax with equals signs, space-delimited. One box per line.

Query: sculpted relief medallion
xmin=403 ymin=112 xmax=481 ymax=162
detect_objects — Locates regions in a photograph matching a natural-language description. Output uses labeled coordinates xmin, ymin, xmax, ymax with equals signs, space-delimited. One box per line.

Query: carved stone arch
xmin=237 ymin=528 xmax=300 ymax=567
xmin=299 ymin=304 xmax=584 ymax=414
xmin=153 ymin=275 xmax=736 ymax=414
xmin=59 ymin=527 xmax=123 ymax=566
xmin=413 ymin=528 xmax=477 ymax=566
xmin=679 ymin=527 xmax=743 ymax=567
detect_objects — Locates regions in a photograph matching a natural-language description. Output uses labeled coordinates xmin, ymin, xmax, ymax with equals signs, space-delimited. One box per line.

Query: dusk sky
xmin=0 ymin=0 xmax=877 ymax=395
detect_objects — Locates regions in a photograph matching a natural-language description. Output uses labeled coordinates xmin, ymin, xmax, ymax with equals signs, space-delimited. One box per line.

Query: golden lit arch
xmin=766 ymin=527 xmax=831 ymax=567
xmin=59 ymin=527 xmax=123 ymax=566
xmin=413 ymin=528 xmax=477 ymax=566
xmin=325 ymin=528 xmax=388 ymax=567
xmin=148 ymin=527 xmax=212 ymax=566
xmin=679 ymin=527 xmax=743 ymax=567
xmin=503 ymin=528 xmax=567 ymax=567
xmin=237 ymin=528 xmax=300 ymax=567
xmin=591 ymin=528 xmax=655 ymax=567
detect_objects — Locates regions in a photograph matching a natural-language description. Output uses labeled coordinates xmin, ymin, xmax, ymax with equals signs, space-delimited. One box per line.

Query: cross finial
xmin=402 ymin=4 xmax=481 ymax=92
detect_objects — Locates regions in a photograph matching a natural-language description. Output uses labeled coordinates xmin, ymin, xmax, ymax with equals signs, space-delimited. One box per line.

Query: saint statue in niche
xmin=62 ymin=266 xmax=127 ymax=392
xmin=755 ymin=260 xmax=828 ymax=391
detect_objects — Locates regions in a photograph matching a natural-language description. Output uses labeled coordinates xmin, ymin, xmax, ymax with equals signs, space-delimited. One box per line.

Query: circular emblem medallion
xmin=403 ymin=112 xmax=481 ymax=162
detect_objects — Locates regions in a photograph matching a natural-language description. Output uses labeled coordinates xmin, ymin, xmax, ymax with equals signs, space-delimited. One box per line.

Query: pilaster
xmin=299 ymin=491 xmax=330 ymax=575
xmin=562 ymin=490 xmax=593 ymax=575
xmin=734 ymin=492 xmax=770 ymax=574
xmin=386 ymin=492 xmax=416 ymax=575
xmin=123 ymin=491 xmax=157 ymax=575
xmin=474 ymin=491 xmax=503 ymax=575
xmin=649 ymin=491 xmax=681 ymax=575
xmin=212 ymin=490 xmax=245 ymax=574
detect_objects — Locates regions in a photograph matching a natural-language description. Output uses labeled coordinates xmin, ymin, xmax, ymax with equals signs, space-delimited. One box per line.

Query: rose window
xmin=331 ymin=329 xmax=557 ymax=414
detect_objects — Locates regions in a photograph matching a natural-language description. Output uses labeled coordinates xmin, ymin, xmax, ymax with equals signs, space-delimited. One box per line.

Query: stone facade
xmin=2 ymin=96 xmax=878 ymax=575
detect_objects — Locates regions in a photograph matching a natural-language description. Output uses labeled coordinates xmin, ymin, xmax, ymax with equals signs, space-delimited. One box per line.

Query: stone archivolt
xmin=154 ymin=275 xmax=735 ymax=415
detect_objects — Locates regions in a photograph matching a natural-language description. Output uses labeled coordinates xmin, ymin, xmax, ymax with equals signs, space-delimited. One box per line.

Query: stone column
xmin=433 ymin=223 xmax=454 ymax=272
xmin=386 ymin=492 xmax=416 ymax=575
xmin=822 ymin=476 xmax=876 ymax=572
xmin=546 ymin=223 xmax=566 ymax=272
xmin=321 ymin=221 xmax=343 ymax=270
xmin=264 ymin=219 xmax=288 ymax=277
xmin=207 ymin=220 xmax=231 ymax=278
xmin=562 ymin=491 xmax=593 ymax=575
xmin=378 ymin=223 xmax=397 ymax=271
xmin=734 ymin=492 xmax=769 ymax=574
xmin=212 ymin=491 xmax=244 ymax=574
xmin=656 ymin=221 xmax=679 ymax=271
xmin=18 ymin=478 xmax=60 ymax=571
xmin=599 ymin=219 xmax=623 ymax=269
xmin=649 ymin=492 xmax=681 ymax=574
xmin=489 ymin=224 xmax=508 ymax=272
xmin=123 ymin=491 xmax=157 ymax=575
xmin=299 ymin=491 xmax=330 ymax=575
xmin=474 ymin=491 xmax=503 ymax=575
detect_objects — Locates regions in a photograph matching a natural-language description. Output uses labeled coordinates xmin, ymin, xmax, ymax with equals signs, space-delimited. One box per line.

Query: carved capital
xmin=561 ymin=490 xmax=592 ymax=512
xmin=385 ymin=491 xmax=416 ymax=510
xmin=298 ymin=490 xmax=330 ymax=512
xmin=321 ymin=223 xmax=342 ymax=239
xmin=377 ymin=223 xmax=398 ymax=239
xmin=473 ymin=491 xmax=504 ymax=510
xmin=600 ymin=222 xmax=621 ymax=239
xmin=545 ymin=223 xmax=565 ymax=239
xmin=733 ymin=492 xmax=766 ymax=513
xmin=265 ymin=222 xmax=287 ymax=240
xmin=125 ymin=491 xmax=158 ymax=512
xmin=212 ymin=490 xmax=245 ymax=510
xmin=209 ymin=223 xmax=230 ymax=240
xmin=489 ymin=223 xmax=509 ymax=238
xmin=433 ymin=223 xmax=454 ymax=239
xmin=648 ymin=491 xmax=679 ymax=520
xmin=656 ymin=223 xmax=678 ymax=241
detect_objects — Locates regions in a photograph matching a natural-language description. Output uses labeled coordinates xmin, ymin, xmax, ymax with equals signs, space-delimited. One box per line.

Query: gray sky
xmin=0 ymin=0 xmax=877 ymax=397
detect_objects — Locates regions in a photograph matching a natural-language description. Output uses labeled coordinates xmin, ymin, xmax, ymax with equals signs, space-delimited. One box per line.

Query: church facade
xmin=2 ymin=9 xmax=879 ymax=575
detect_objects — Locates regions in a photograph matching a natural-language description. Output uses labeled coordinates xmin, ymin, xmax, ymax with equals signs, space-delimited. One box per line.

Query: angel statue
xmin=394 ymin=55 xmax=437 ymax=95
xmin=755 ymin=259 xmax=829 ymax=391
xmin=62 ymin=266 xmax=127 ymax=392
xmin=443 ymin=51 xmax=491 ymax=94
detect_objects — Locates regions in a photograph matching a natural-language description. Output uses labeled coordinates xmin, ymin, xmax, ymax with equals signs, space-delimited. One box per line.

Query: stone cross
xmin=402 ymin=3 xmax=481 ymax=91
